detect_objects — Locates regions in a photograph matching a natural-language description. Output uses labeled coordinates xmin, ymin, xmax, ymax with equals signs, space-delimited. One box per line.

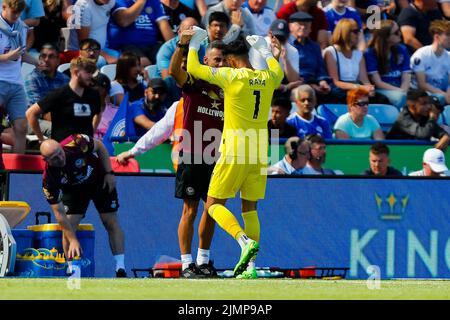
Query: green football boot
xmin=233 ymin=240 xmax=259 ymax=276
xmin=236 ymin=267 xmax=257 ymax=279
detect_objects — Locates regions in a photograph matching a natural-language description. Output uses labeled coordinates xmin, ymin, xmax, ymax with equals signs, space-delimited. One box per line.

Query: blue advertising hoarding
xmin=8 ymin=173 xmax=450 ymax=279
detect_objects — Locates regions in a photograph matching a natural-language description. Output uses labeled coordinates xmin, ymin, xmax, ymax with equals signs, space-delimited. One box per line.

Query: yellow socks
xmin=242 ymin=210 xmax=260 ymax=242
xmin=208 ymin=204 xmax=244 ymax=240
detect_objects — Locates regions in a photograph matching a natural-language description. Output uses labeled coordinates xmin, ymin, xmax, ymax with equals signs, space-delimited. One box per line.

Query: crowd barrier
xmin=6 ymin=172 xmax=450 ymax=279
xmin=114 ymin=140 xmax=437 ymax=174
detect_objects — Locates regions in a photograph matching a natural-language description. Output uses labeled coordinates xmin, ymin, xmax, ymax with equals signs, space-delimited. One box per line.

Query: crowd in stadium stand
xmin=1 ymin=0 xmax=450 ymax=176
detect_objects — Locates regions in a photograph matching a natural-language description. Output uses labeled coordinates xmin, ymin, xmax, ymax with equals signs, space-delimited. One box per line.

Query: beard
xmin=145 ymin=98 xmax=161 ymax=112
xmin=78 ymin=77 xmax=93 ymax=88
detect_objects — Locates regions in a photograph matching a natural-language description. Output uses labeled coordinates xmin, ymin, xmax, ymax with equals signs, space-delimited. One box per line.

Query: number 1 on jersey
xmin=253 ymin=90 xmax=260 ymax=119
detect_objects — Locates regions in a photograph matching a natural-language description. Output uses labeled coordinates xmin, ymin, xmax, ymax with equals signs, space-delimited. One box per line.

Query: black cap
xmin=270 ymin=19 xmax=289 ymax=37
xmin=429 ymin=95 xmax=444 ymax=111
xmin=289 ymin=11 xmax=313 ymax=23
xmin=92 ymin=72 xmax=111 ymax=92
xmin=406 ymin=88 xmax=428 ymax=102
xmin=148 ymin=78 xmax=167 ymax=91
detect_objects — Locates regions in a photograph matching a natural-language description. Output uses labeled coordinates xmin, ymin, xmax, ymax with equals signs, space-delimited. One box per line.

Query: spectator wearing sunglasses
xmin=334 ymin=87 xmax=385 ymax=140
xmin=364 ymin=20 xmax=411 ymax=110
xmin=324 ymin=18 xmax=390 ymax=105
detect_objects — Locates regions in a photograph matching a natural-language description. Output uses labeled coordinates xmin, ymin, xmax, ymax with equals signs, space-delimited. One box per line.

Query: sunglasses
xmin=354 ymin=101 xmax=369 ymax=107
xmin=351 ymin=29 xmax=360 ymax=34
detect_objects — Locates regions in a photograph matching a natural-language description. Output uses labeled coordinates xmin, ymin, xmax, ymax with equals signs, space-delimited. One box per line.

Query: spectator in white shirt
xmin=411 ymin=19 xmax=450 ymax=106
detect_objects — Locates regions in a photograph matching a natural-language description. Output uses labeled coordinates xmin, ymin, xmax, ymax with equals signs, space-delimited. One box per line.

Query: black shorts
xmin=175 ymin=162 xmax=215 ymax=202
xmin=62 ymin=184 xmax=119 ymax=216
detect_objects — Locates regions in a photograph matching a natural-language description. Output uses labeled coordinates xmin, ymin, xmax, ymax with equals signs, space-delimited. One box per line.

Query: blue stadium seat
xmin=145 ymin=64 xmax=161 ymax=79
xmin=439 ymin=105 xmax=450 ymax=125
xmin=56 ymin=62 xmax=70 ymax=73
xmin=318 ymin=103 xmax=399 ymax=132
xmin=368 ymin=104 xmax=399 ymax=132
xmin=100 ymin=64 xmax=116 ymax=81
xmin=317 ymin=104 xmax=348 ymax=126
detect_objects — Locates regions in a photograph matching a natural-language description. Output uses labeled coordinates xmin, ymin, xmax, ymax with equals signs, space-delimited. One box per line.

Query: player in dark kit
xmin=41 ymin=134 xmax=126 ymax=277
xmin=117 ymin=30 xmax=225 ymax=278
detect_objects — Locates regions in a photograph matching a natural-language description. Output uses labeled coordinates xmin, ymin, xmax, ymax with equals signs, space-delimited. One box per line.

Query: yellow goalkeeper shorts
xmin=207 ymin=156 xmax=267 ymax=201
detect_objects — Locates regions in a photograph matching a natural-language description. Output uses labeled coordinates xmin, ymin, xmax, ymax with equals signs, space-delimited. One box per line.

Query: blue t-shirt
xmin=324 ymin=6 xmax=363 ymax=33
xmin=334 ymin=113 xmax=381 ymax=140
xmin=364 ymin=44 xmax=411 ymax=87
xmin=107 ymin=0 xmax=168 ymax=50
xmin=130 ymin=98 xmax=166 ymax=137
xmin=292 ymin=39 xmax=329 ymax=84
xmin=286 ymin=113 xmax=332 ymax=139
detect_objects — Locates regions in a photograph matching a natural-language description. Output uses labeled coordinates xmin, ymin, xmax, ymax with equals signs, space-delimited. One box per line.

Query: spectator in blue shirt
xmin=287 ymin=84 xmax=333 ymax=139
xmin=354 ymin=0 xmax=396 ymax=20
xmin=130 ymin=78 xmax=168 ymax=137
xmin=365 ymin=19 xmax=411 ymax=109
xmin=288 ymin=12 xmax=333 ymax=104
xmin=323 ymin=0 xmax=366 ymax=50
xmin=243 ymin=0 xmax=276 ymax=36
xmin=106 ymin=0 xmax=175 ymax=64
xmin=156 ymin=17 xmax=202 ymax=79
xmin=323 ymin=0 xmax=363 ymax=33
xmin=161 ymin=0 xmax=200 ymax=34
xmin=25 ymin=43 xmax=70 ymax=138
xmin=25 ymin=43 xmax=70 ymax=106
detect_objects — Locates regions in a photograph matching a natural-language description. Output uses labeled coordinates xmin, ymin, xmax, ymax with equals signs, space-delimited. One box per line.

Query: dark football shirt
xmin=181 ymin=73 xmax=224 ymax=157
xmin=362 ymin=166 xmax=403 ymax=177
xmin=42 ymin=134 xmax=102 ymax=204
xmin=38 ymin=85 xmax=101 ymax=142
xmin=397 ymin=4 xmax=442 ymax=51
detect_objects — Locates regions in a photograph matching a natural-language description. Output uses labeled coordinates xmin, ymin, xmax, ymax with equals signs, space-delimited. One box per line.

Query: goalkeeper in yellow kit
xmin=187 ymin=27 xmax=284 ymax=278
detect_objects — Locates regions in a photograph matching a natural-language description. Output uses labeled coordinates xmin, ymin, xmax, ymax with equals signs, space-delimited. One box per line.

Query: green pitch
xmin=1 ymin=278 xmax=450 ymax=300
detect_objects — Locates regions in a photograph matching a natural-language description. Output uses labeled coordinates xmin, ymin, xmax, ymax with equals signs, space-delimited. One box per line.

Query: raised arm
xmin=169 ymin=29 xmax=194 ymax=87
xmin=247 ymin=35 xmax=284 ymax=86
xmin=112 ymin=0 xmax=146 ymax=28
xmin=187 ymin=27 xmax=228 ymax=87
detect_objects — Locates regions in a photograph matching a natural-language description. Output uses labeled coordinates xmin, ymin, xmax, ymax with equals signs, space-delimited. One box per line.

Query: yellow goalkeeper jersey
xmin=187 ymin=49 xmax=283 ymax=162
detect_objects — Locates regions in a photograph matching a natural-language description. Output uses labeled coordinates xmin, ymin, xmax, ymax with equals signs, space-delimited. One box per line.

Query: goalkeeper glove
xmin=189 ymin=26 xmax=208 ymax=51
xmin=246 ymin=35 xmax=273 ymax=60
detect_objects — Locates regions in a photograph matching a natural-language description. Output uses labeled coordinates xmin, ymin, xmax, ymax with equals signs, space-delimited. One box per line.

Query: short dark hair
xmin=223 ymin=37 xmax=249 ymax=57
xmin=406 ymin=89 xmax=428 ymax=102
xmin=305 ymin=133 xmax=325 ymax=145
xmin=79 ymin=38 xmax=101 ymax=50
xmin=271 ymin=97 xmax=291 ymax=112
xmin=209 ymin=11 xmax=230 ymax=26
xmin=40 ymin=43 xmax=60 ymax=54
xmin=370 ymin=142 xmax=390 ymax=156
xmin=92 ymin=72 xmax=111 ymax=92
xmin=206 ymin=40 xmax=226 ymax=53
